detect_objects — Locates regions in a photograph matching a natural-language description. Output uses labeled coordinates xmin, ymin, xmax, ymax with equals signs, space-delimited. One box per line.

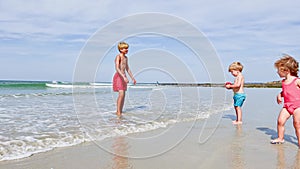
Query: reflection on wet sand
xmin=103 ymin=117 xmax=132 ymax=169
xmin=292 ymin=150 xmax=300 ymax=169
xmin=276 ymin=145 xmax=286 ymax=168
xmin=276 ymin=146 xmax=300 ymax=169
xmin=231 ymin=124 xmax=245 ymax=169
xmin=111 ymin=136 xmax=132 ymax=169
xmin=276 ymin=145 xmax=300 ymax=169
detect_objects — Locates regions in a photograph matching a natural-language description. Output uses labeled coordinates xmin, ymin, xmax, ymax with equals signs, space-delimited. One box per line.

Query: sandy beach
xmin=1 ymin=88 xmax=300 ymax=169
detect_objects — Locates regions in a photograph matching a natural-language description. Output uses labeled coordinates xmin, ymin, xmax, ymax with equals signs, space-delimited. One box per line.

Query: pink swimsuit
xmin=282 ymin=78 xmax=300 ymax=115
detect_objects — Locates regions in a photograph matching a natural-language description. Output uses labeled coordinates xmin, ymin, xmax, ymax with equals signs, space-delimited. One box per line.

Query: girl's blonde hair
xmin=274 ymin=55 xmax=299 ymax=77
xmin=228 ymin=62 xmax=243 ymax=72
xmin=118 ymin=42 xmax=129 ymax=52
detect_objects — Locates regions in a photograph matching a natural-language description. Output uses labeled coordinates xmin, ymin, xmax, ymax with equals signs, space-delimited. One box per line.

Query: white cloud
xmin=0 ymin=0 xmax=113 ymax=41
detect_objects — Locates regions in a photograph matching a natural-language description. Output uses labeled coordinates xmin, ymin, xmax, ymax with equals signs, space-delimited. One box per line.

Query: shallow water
xmin=0 ymin=81 xmax=231 ymax=161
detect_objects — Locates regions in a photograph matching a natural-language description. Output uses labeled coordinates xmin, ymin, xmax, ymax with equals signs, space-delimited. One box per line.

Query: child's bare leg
xmin=233 ymin=106 xmax=242 ymax=124
xmin=116 ymin=90 xmax=125 ymax=116
xmin=293 ymin=109 xmax=300 ymax=147
xmin=120 ymin=91 xmax=126 ymax=113
xmin=276 ymin=108 xmax=290 ymax=141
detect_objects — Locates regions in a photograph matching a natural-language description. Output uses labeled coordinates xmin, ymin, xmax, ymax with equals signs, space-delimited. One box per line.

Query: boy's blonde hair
xmin=118 ymin=42 xmax=129 ymax=52
xmin=274 ymin=55 xmax=299 ymax=77
xmin=228 ymin=62 xmax=243 ymax=72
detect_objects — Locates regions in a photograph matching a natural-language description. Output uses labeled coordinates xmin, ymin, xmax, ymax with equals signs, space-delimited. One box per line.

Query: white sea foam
xmin=0 ymin=135 xmax=86 ymax=161
xmin=0 ymin=84 xmax=231 ymax=161
xmin=47 ymin=82 xmax=156 ymax=89
xmin=89 ymin=82 xmax=112 ymax=86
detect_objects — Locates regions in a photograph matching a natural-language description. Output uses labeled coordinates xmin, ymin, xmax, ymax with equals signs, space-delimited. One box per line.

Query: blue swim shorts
xmin=233 ymin=93 xmax=246 ymax=107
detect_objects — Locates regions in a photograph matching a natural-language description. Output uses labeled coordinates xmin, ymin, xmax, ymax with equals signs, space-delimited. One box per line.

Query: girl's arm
xmin=296 ymin=79 xmax=300 ymax=88
xmin=277 ymin=92 xmax=283 ymax=104
xmin=276 ymin=80 xmax=287 ymax=104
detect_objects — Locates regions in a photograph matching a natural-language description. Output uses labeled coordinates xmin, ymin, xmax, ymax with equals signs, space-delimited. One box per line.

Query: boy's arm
xmin=229 ymin=75 xmax=242 ymax=88
xmin=126 ymin=62 xmax=136 ymax=85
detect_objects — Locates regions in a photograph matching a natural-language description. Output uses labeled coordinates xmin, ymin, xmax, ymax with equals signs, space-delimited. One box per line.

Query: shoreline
xmin=0 ymin=80 xmax=282 ymax=88
xmin=156 ymin=82 xmax=281 ymax=88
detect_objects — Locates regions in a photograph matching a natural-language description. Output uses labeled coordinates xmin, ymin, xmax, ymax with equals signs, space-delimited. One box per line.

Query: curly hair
xmin=274 ymin=55 xmax=299 ymax=77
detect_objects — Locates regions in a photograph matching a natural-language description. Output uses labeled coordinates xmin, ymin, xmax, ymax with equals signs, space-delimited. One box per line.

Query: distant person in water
xmin=225 ymin=62 xmax=246 ymax=125
xmin=113 ymin=42 xmax=136 ymax=117
xmin=271 ymin=55 xmax=300 ymax=147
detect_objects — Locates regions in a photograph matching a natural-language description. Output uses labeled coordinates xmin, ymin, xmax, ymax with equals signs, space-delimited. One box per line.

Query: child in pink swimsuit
xmin=113 ymin=42 xmax=136 ymax=117
xmin=282 ymin=78 xmax=300 ymax=115
xmin=271 ymin=55 xmax=300 ymax=148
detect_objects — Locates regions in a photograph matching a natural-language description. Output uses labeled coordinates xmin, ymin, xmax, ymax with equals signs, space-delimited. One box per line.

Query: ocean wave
xmin=0 ymin=81 xmax=48 ymax=89
xmin=0 ymin=80 xmax=157 ymax=91
xmin=47 ymin=83 xmax=156 ymax=89
xmin=0 ymin=133 xmax=85 ymax=161
xmin=0 ymin=90 xmax=114 ymax=99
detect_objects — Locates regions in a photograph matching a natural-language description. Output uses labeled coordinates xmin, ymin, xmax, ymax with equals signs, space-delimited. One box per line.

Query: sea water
xmin=0 ymin=80 xmax=232 ymax=161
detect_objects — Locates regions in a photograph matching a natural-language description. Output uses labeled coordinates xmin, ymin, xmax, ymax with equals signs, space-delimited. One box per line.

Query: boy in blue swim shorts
xmin=234 ymin=93 xmax=246 ymax=107
xmin=225 ymin=62 xmax=246 ymax=124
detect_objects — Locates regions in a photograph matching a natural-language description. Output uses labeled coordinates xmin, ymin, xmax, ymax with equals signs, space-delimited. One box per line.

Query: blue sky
xmin=1 ymin=0 xmax=300 ymax=83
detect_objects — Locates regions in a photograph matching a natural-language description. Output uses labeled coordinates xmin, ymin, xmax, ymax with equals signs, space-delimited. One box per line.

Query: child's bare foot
xmin=116 ymin=112 xmax=122 ymax=117
xmin=270 ymin=138 xmax=284 ymax=144
xmin=232 ymin=120 xmax=242 ymax=125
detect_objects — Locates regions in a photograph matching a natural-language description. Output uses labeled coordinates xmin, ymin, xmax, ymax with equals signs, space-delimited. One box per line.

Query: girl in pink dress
xmin=271 ymin=55 xmax=300 ymax=148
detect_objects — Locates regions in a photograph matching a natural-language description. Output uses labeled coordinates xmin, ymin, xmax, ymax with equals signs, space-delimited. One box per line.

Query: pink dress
xmin=282 ymin=78 xmax=300 ymax=115
xmin=113 ymin=73 xmax=127 ymax=92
